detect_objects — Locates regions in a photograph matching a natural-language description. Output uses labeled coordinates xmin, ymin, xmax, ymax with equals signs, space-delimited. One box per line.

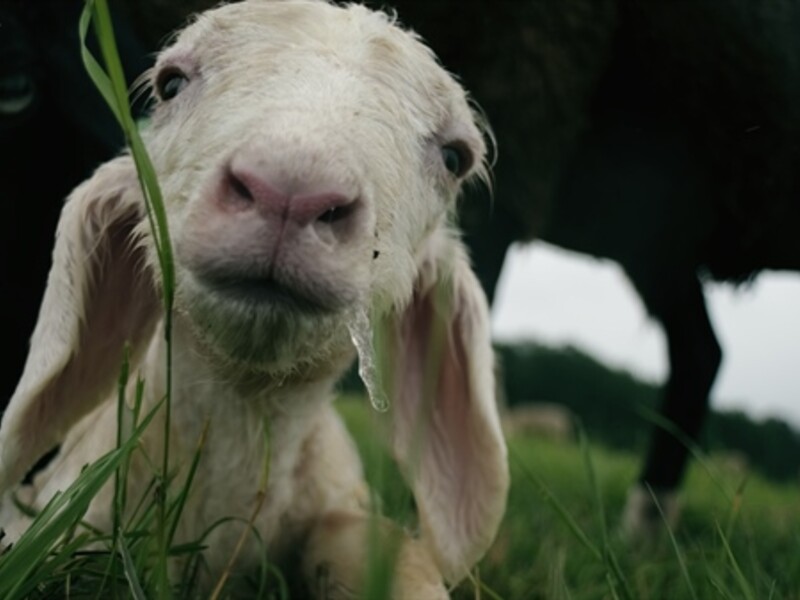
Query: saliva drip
xmin=347 ymin=306 xmax=390 ymax=413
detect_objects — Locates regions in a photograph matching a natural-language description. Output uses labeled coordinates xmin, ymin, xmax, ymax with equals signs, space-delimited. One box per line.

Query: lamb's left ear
xmin=0 ymin=156 xmax=159 ymax=493
xmin=388 ymin=229 xmax=509 ymax=584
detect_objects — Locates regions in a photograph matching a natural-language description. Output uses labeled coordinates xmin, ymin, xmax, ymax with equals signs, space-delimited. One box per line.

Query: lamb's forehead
xmin=179 ymin=1 xmax=400 ymax=47
xmin=175 ymin=1 xmax=430 ymax=66
xmin=159 ymin=0 xmax=478 ymax=132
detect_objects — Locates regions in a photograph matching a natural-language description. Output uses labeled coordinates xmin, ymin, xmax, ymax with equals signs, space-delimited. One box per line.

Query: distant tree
xmin=496 ymin=342 xmax=658 ymax=450
xmin=497 ymin=341 xmax=800 ymax=482
xmin=705 ymin=413 xmax=800 ymax=480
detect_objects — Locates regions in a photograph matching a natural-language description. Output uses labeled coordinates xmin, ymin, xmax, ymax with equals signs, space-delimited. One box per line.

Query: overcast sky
xmin=491 ymin=242 xmax=800 ymax=430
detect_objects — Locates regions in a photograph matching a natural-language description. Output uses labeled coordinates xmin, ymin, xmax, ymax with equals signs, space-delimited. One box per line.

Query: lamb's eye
xmin=156 ymin=67 xmax=189 ymax=101
xmin=441 ymin=142 xmax=472 ymax=177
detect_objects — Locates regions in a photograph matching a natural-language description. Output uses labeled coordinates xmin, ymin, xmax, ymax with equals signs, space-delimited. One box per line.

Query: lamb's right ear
xmin=386 ymin=231 xmax=508 ymax=584
xmin=0 ymin=156 xmax=160 ymax=491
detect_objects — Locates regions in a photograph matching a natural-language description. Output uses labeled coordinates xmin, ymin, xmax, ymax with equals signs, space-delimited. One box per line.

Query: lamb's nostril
xmin=317 ymin=203 xmax=355 ymax=225
xmin=319 ymin=208 xmax=337 ymax=224
xmin=229 ymin=172 xmax=254 ymax=202
xmin=222 ymin=156 xmax=358 ymax=226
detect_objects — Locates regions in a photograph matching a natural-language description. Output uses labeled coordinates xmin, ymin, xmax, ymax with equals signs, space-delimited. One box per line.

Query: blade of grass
xmin=80 ymin=3 xmax=176 ymax=596
xmin=645 ymin=484 xmax=698 ymax=600
xmin=509 ymin=445 xmax=602 ymax=562
xmin=707 ymin=572 xmax=734 ymax=598
xmin=166 ymin=419 xmax=210 ymax=548
xmin=118 ymin=535 xmax=148 ymax=600
xmin=5 ymin=533 xmax=92 ymax=599
xmin=0 ymin=399 xmax=162 ymax=599
xmin=363 ymin=496 xmax=401 ymax=600
xmin=577 ymin=427 xmax=633 ymax=600
xmin=257 ymin=561 xmax=291 ymax=600
xmin=111 ymin=345 xmax=132 ymax=600
xmin=546 ymin=549 xmax=573 ymax=600
xmin=577 ymin=426 xmax=607 ymax=541
xmin=637 ymin=405 xmax=732 ymax=502
xmin=464 ymin=566 xmax=505 ymax=600
xmin=79 ymin=1 xmax=175 ymax=298
xmin=716 ymin=521 xmax=756 ymax=600
xmin=722 ymin=476 xmax=748 ymax=541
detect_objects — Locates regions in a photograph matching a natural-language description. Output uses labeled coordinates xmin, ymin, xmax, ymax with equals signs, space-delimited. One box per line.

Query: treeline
xmin=495 ymin=341 xmax=800 ymax=483
xmin=340 ymin=340 xmax=800 ymax=482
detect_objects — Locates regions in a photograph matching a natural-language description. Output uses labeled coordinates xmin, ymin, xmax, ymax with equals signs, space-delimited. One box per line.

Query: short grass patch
xmin=2 ymin=394 xmax=797 ymax=598
xmin=338 ymin=395 xmax=800 ymax=600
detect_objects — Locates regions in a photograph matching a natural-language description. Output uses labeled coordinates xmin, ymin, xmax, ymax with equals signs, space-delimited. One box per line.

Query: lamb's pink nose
xmin=222 ymin=163 xmax=357 ymax=227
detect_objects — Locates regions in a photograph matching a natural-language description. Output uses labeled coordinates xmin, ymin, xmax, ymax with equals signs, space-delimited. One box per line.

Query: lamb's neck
xmin=136 ymin=317 xmax=344 ymax=454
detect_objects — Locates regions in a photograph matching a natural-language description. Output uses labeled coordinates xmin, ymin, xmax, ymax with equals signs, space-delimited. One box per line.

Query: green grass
xmin=339 ymin=395 xmax=800 ymax=600
xmin=5 ymin=393 xmax=798 ymax=598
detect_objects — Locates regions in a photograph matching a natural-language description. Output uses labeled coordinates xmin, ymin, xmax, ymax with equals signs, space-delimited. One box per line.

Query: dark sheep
xmin=377 ymin=0 xmax=800 ymax=531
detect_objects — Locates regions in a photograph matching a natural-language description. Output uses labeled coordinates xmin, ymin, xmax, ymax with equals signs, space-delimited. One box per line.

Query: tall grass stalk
xmin=118 ymin=534 xmax=148 ymax=600
xmin=637 ymin=405 xmax=733 ymax=503
xmin=510 ymin=447 xmax=602 ymax=562
xmin=80 ymin=1 xmax=176 ymax=596
xmin=645 ymin=483 xmax=698 ymax=600
xmin=577 ymin=428 xmax=633 ymax=600
xmin=716 ymin=521 xmax=757 ymax=600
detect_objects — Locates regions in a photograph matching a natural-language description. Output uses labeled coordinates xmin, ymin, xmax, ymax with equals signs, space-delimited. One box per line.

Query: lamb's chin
xmin=178 ymin=276 xmax=350 ymax=375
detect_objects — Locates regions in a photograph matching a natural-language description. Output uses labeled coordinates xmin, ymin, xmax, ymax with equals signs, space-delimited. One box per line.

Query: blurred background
xmin=494 ymin=244 xmax=800 ymax=429
xmin=491 ymin=244 xmax=800 ymax=482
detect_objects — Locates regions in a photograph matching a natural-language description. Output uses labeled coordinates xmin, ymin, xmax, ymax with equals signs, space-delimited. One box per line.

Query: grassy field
xmin=1 ymin=395 xmax=798 ymax=598
xmin=338 ymin=396 xmax=800 ymax=600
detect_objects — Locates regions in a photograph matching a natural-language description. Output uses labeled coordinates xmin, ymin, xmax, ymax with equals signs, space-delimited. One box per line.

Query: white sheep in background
xmin=502 ymin=402 xmax=575 ymax=442
xmin=0 ymin=1 xmax=509 ymax=596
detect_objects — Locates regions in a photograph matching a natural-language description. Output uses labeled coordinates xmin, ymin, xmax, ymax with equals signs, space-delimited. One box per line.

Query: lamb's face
xmin=142 ymin=0 xmax=487 ymax=371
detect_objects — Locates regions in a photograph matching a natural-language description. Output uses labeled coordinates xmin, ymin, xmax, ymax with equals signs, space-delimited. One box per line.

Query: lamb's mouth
xmin=199 ymin=274 xmax=331 ymax=314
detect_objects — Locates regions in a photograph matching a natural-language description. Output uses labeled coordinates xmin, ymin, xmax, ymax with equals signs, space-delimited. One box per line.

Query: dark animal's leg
xmin=629 ymin=271 xmax=722 ymax=491
xmin=619 ymin=270 xmax=721 ymax=536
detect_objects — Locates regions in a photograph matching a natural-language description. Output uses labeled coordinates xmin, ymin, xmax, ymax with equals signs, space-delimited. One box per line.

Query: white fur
xmin=0 ymin=1 xmax=508 ymax=597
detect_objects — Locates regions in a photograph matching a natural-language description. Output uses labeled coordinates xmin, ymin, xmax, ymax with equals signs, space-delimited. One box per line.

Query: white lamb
xmin=0 ymin=1 xmax=509 ymax=597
